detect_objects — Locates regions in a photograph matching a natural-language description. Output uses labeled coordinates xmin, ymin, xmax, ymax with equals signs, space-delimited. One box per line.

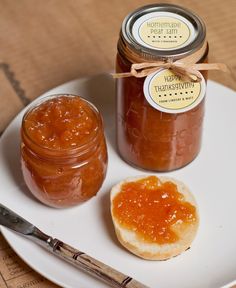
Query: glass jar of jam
xmin=116 ymin=4 xmax=208 ymax=171
xmin=21 ymin=94 xmax=108 ymax=208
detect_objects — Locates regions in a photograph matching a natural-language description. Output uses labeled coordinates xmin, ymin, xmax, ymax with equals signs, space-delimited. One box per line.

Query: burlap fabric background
xmin=0 ymin=0 xmax=236 ymax=287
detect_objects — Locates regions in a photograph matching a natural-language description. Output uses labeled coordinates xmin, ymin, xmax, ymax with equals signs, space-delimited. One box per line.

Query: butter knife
xmin=0 ymin=203 xmax=149 ymax=288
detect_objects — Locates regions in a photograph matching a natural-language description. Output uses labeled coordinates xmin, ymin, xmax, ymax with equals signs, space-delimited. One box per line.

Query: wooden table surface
xmin=0 ymin=0 xmax=236 ymax=287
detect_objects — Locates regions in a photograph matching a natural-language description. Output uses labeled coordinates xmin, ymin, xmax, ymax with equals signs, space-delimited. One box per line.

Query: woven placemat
xmin=0 ymin=0 xmax=235 ymax=287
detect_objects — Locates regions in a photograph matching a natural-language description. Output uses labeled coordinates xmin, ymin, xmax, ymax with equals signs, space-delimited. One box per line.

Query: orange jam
xmin=23 ymin=95 xmax=98 ymax=150
xmin=116 ymin=4 xmax=208 ymax=172
xmin=112 ymin=176 xmax=196 ymax=244
xmin=21 ymin=95 xmax=107 ymax=208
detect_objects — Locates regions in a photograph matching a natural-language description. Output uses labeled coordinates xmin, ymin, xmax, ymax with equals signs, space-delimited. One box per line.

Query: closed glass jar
xmin=116 ymin=4 xmax=208 ymax=171
xmin=21 ymin=94 xmax=108 ymax=208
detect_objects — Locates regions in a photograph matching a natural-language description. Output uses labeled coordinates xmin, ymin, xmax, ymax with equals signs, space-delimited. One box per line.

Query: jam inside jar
xmin=116 ymin=4 xmax=208 ymax=171
xmin=21 ymin=94 xmax=108 ymax=208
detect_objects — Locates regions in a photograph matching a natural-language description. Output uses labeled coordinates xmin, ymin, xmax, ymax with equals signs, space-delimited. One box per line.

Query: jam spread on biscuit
xmin=112 ymin=176 xmax=197 ymax=244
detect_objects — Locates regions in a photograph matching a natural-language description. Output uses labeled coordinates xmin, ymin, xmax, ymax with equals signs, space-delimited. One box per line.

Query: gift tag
xmin=143 ymin=69 xmax=206 ymax=113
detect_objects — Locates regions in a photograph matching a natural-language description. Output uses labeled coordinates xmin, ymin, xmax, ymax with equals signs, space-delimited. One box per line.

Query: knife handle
xmin=49 ymin=238 xmax=149 ymax=288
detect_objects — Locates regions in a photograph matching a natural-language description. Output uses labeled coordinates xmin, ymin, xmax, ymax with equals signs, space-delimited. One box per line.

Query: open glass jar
xmin=21 ymin=94 xmax=108 ymax=208
xmin=116 ymin=4 xmax=208 ymax=171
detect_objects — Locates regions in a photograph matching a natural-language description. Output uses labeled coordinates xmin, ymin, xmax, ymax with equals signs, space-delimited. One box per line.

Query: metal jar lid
xmin=119 ymin=3 xmax=206 ymax=61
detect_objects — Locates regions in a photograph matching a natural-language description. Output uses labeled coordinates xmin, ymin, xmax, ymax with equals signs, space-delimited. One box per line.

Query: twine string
xmin=112 ymin=59 xmax=229 ymax=82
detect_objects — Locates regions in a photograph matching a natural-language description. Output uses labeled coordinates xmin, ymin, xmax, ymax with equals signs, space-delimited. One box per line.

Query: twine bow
xmin=113 ymin=59 xmax=229 ymax=82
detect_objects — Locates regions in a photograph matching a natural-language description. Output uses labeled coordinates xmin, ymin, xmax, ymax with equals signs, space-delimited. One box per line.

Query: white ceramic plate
xmin=0 ymin=75 xmax=236 ymax=288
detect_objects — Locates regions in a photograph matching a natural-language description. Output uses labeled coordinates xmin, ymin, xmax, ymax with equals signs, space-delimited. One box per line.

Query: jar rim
xmin=21 ymin=94 xmax=103 ymax=157
xmin=120 ymin=3 xmax=206 ymax=61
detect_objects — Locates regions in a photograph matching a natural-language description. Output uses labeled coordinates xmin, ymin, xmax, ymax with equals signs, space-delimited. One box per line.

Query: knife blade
xmin=0 ymin=203 xmax=149 ymax=288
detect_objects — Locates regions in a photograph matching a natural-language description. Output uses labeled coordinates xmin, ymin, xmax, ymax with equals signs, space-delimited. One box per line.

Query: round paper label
xmin=143 ymin=69 xmax=206 ymax=114
xmin=132 ymin=12 xmax=195 ymax=50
